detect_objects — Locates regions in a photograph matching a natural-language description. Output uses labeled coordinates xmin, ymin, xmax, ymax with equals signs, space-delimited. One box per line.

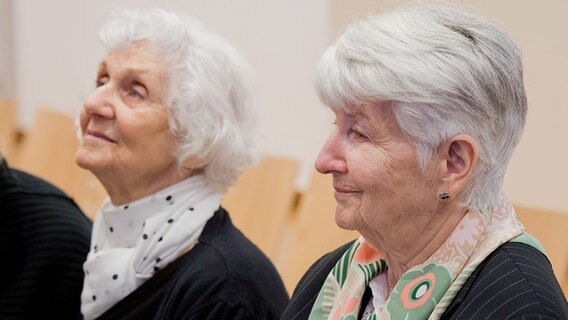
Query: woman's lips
xmin=333 ymin=186 xmax=362 ymax=193
xmin=86 ymin=130 xmax=116 ymax=143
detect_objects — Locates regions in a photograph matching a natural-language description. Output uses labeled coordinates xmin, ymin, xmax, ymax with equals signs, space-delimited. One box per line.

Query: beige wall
xmin=3 ymin=0 xmax=567 ymax=212
xmin=9 ymin=0 xmax=333 ymax=189
xmin=330 ymin=0 xmax=568 ymax=212
xmin=467 ymin=1 xmax=568 ymax=213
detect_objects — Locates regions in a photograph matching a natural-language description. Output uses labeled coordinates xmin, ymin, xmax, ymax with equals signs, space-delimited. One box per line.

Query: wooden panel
xmin=515 ymin=206 xmax=568 ymax=295
xmin=277 ymin=172 xmax=358 ymax=293
xmin=222 ymin=156 xmax=299 ymax=260
xmin=15 ymin=107 xmax=106 ymax=219
xmin=0 ymin=100 xmax=18 ymax=159
xmin=17 ymin=108 xmax=78 ymax=190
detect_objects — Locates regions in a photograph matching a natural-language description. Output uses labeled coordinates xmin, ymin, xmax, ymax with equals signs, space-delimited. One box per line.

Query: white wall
xmin=11 ymin=0 xmax=333 ymax=187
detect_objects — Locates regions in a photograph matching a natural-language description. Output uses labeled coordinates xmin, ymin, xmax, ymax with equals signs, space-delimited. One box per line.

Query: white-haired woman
xmin=75 ymin=9 xmax=288 ymax=320
xmin=282 ymin=4 xmax=567 ymax=320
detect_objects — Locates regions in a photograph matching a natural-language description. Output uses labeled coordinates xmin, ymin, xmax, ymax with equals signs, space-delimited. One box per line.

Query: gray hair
xmin=315 ymin=3 xmax=527 ymax=213
xmin=99 ymin=9 xmax=259 ymax=193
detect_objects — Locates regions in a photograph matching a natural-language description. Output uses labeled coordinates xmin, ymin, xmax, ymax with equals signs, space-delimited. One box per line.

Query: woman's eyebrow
xmin=349 ymin=110 xmax=375 ymax=128
xmin=345 ymin=108 xmax=369 ymax=120
xmin=96 ymin=61 xmax=107 ymax=74
xmin=98 ymin=59 xmax=155 ymax=78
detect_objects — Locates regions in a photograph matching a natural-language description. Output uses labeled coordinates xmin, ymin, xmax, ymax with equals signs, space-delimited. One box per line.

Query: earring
xmin=438 ymin=191 xmax=450 ymax=201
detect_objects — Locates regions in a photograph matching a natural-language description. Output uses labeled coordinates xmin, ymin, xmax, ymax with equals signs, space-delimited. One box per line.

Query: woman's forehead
xmin=337 ymin=101 xmax=392 ymax=120
xmin=101 ymin=41 xmax=167 ymax=73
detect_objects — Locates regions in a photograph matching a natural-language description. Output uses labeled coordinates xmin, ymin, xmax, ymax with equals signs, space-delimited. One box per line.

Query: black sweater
xmin=282 ymin=241 xmax=568 ymax=319
xmin=0 ymin=160 xmax=92 ymax=319
xmin=98 ymin=208 xmax=289 ymax=320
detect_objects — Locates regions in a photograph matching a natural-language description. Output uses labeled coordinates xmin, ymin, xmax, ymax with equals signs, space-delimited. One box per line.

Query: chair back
xmin=222 ymin=156 xmax=299 ymax=260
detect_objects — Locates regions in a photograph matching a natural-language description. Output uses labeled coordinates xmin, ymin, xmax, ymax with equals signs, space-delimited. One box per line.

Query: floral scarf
xmin=308 ymin=195 xmax=545 ymax=320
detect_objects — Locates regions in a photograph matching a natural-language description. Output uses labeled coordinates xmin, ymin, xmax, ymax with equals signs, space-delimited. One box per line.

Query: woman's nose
xmin=82 ymin=85 xmax=115 ymax=119
xmin=315 ymin=132 xmax=347 ymax=174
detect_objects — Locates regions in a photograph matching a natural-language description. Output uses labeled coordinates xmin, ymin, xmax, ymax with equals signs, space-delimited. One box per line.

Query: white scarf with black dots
xmin=80 ymin=175 xmax=221 ymax=320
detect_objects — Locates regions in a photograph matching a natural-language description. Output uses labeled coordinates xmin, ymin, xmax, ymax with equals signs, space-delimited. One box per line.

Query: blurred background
xmin=0 ymin=0 xmax=566 ymax=293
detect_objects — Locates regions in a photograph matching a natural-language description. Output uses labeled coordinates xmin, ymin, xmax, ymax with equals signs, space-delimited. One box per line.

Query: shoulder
xmin=1 ymin=166 xmax=91 ymax=231
xmin=0 ymin=164 xmax=90 ymax=319
xmin=155 ymin=208 xmax=289 ymax=320
xmin=292 ymin=241 xmax=354 ymax=298
xmin=197 ymin=208 xmax=287 ymax=292
xmin=1 ymin=164 xmax=69 ymax=199
xmin=281 ymin=241 xmax=355 ymax=320
xmin=444 ymin=242 xmax=568 ymax=319
xmin=0 ymin=165 xmax=91 ymax=255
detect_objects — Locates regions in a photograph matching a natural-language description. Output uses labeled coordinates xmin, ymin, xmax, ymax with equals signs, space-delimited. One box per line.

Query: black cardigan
xmin=97 ymin=208 xmax=289 ymax=320
xmin=281 ymin=241 xmax=568 ymax=320
xmin=0 ymin=160 xmax=92 ymax=319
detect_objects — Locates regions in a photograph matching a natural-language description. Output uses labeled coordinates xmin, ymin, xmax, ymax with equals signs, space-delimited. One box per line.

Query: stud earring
xmin=438 ymin=191 xmax=450 ymax=201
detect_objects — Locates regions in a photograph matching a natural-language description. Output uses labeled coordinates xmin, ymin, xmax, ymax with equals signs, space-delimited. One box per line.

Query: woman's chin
xmin=75 ymin=150 xmax=103 ymax=172
xmin=334 ymin=209 xmax=358 ymax=231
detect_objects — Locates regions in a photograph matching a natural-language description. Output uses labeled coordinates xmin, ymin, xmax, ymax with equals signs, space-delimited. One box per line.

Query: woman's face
xmin=315 ymin=102 xmax=440 ymax=237
xmin=76 ymin=41 xmax=180 ymax=190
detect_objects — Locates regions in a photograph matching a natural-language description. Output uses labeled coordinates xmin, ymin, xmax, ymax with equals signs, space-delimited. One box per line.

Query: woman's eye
xmin=127 ymin=83 xmax=148 ymax=100
xmin=348 ymin=128 xmax=367 ymax=140
xmin=128 ymin=88 xmax=144 ymax=99
xmin=96 ymin=76 xmax=109 ymax=87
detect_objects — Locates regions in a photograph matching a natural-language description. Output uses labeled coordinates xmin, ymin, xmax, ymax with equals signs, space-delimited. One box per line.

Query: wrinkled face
xmin=315 ymin=102 xmax=439 ymax=235
xmin=75 ymin=41 xmax=179 ymax=183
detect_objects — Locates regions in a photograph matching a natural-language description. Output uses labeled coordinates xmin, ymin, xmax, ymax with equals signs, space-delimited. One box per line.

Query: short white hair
xmin=99 ymin=9 xmax=259 ymax=193
xmin=316 ymin=3 xmax=527 ymax=213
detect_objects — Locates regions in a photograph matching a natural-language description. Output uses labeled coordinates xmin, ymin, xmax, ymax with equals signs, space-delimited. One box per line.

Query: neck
xmin=360 ymin=202 xmax=468 ymax=294
xmin=95 ymin=165 xmax=192 ymax=205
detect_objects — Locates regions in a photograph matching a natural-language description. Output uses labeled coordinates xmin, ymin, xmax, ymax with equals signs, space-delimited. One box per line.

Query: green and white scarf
xmin=308 ymin=195 xmax=545 ymax=320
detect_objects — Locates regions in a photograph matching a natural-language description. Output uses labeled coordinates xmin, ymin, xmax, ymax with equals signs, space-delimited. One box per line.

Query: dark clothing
xmin=98 ymin=208 xmax=289 ymax=320
xmin=281 ymin=242 xmax=352 ymax=320
xmin=443 ymin=242 xmax=568 ymax=319
xmin=282 ymin=241 xmax=568 ymax=320
xmin=0 ymin=160 xmax=92 ymax=319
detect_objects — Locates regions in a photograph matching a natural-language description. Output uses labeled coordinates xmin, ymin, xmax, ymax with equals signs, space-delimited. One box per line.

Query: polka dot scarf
xmin=308 ymin=195 xmax=546 ymax=320
xmin=81 ymin=175 xmax=222 ymax=320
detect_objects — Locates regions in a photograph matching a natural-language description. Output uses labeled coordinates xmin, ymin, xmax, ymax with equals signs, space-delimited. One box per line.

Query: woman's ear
xmin=181 ymin=157 xmax=208 ymax=176
xmin=438 ymin=134 xmax=478 ymax=199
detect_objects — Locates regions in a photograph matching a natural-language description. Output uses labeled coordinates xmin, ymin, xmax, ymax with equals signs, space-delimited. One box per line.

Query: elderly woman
xmin=75 ymin=9 xmax=288 ymax=320
xmin=282 ymin=4 xmax=568 ymax=320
